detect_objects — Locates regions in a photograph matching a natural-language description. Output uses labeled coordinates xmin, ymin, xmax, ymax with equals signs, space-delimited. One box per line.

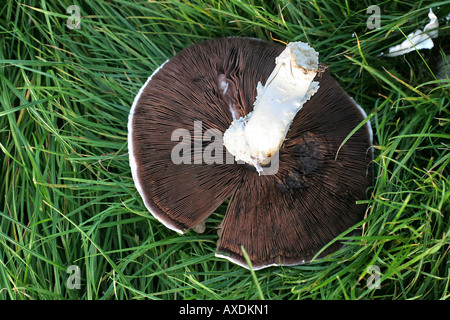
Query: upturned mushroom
xmin=128 ymin=37 xmax=373 ymax=270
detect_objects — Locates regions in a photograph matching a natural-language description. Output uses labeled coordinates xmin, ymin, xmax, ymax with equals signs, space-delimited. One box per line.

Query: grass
xmin=0 ymin=0 xmax=449 ymax=300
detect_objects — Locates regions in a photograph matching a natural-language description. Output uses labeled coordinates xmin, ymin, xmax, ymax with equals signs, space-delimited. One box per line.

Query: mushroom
xmin=128 ymin=37 xmax=373 ymax=270
xmin=382 ymin=8 xmax=439 ymax=57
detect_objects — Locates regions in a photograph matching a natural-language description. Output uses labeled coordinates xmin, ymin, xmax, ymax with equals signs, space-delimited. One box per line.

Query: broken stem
xmin=223 ymin=41 xmax=320 ymax=173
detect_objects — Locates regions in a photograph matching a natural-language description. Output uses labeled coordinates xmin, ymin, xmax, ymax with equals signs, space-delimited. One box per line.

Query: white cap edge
xmin=127 ymin=59 xmax=186 ymax=235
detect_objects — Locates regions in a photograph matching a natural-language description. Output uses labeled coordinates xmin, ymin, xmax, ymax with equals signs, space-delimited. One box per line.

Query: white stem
xmin=223 ymin=41 xmax=320 ymax=172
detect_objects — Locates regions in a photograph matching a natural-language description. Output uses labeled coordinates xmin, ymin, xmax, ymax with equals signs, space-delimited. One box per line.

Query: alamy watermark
xmin=170 ymin=121 xmax=279 ymax=175
xmin=366 ymin=264 xmax=381 ymax=290
xmin=366 ymin=5 xmax=381 ymax=30
xmin=66 ymin=5 xmax=81 ymax=30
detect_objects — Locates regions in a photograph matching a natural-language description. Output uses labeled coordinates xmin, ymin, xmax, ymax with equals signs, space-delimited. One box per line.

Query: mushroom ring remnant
xmin=128 ymin=37 xmax=373 ymax=270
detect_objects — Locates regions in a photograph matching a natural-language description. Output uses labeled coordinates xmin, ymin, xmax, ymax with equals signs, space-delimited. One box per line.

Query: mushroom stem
xmin=223 ymin=41 xmax=320 ymax=173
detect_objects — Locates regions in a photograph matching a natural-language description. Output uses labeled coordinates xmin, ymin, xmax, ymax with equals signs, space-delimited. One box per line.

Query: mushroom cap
xmin=128 ymin=37 xmax=373 ymax=270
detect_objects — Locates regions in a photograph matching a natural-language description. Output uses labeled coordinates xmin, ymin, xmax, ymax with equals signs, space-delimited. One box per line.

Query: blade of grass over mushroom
xmin=335 ymin=113 xmax=374 ymax=160
xmin=241 ymin=246 xmax=265 ymax=300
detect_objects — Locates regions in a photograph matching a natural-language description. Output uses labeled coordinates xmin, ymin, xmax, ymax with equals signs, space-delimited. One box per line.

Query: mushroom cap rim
xmin=127 ymin=59 xmax=187 ymax=234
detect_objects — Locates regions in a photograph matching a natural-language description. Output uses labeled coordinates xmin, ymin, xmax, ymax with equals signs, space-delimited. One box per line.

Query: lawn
xmin=0 ymin=0 xmax=449 ymax=300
